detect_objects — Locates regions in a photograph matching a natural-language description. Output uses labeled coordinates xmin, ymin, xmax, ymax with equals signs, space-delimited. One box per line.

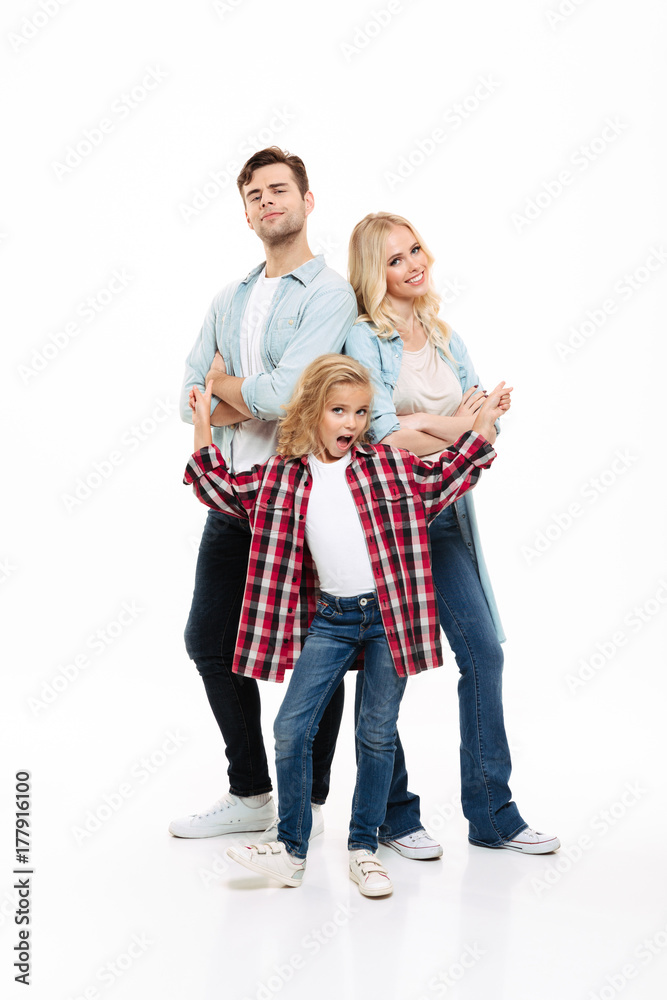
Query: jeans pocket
xmin=316 ymin=599 xmax=338 ymax=619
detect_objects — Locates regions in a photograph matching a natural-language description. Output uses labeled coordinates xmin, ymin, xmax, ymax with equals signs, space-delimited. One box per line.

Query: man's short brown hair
xmin=236 ymin=147 xmax=310 ymax=200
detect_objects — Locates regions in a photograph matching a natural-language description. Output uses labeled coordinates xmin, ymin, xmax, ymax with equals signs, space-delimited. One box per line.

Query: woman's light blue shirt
xmin=344 ymin=321 xmax=505 ymax=642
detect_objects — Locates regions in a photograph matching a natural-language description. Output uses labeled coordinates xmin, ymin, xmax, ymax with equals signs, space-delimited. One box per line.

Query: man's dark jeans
xmin=184 ymin=509 xmax=344 ymax=800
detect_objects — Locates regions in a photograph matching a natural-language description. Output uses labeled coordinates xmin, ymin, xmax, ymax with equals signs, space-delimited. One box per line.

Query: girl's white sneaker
xmin=348 ymin=849 xmax=393 ymax=897
xmin=226 ymin=841 xmax=306 ymax=887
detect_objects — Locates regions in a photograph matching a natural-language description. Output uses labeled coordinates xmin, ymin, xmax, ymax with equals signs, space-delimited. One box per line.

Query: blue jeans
xmin=372 ymin=504 xmax=526 ymax=847
xmin=184 ymin=510 xmax=344 ymax=800
xmin=274 ymin=592 xmax=407 ymax=859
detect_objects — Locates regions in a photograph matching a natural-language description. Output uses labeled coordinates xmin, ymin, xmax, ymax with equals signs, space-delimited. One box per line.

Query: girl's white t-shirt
xmin=305 ymin=452 xmax=375 ymax=597
xmin=230 ymin=270 xmax=282 ymax=473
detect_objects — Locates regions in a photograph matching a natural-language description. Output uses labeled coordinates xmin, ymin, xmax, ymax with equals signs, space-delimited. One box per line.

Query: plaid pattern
xmin=184 ymin=431 xmax=496 ymax=682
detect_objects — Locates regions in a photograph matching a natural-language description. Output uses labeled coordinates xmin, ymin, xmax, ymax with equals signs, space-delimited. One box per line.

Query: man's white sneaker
xmin=382 ymin=829 xmax=443 ymax=860
xmin=349 ymin=849 xmax=393 ymax=897
xmin=168 ymin=793 xmax=275 ymax=838
xmin=256 ymin=803 xmax=324 ymax=845
xmin=226 ymin=841 xmax=306 ymax=887
xmin=500 ymin=827 xmax=560 ymax=854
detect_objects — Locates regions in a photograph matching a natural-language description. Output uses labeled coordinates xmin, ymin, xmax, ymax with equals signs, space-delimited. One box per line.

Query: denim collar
xmin=241 ymin=254 xmax=327 ymax=287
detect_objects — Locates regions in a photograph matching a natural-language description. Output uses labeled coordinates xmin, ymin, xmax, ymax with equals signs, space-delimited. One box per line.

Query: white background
xmin=2 ymin=1 xmax=666 ymax=998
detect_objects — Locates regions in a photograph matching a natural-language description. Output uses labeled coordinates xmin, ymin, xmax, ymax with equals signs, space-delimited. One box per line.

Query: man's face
xmin=242 ymin=164 xmax=314 ymax=245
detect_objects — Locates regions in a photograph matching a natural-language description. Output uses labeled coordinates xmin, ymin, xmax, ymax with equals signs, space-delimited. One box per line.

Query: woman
xmin=344 ymin=212 xmax=559 ymax=854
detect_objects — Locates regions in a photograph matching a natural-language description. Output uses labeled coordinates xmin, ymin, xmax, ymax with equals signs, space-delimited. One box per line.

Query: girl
xmin=185 ymin=354 xmax=509 ymax=895
xmin=344 ymin=212 xmax=559 ymax=854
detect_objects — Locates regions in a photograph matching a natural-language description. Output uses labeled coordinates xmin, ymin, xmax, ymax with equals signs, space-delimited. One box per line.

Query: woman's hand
xmin=471 ymin=382 xmax=513 ymax=445
xmin=454 ymin=386 xmax=486 ymax=427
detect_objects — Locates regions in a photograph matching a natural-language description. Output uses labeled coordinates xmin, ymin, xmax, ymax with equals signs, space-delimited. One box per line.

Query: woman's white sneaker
xmin=500 ymin=827 xmax=560 ymax=854
xmin=226 ymin=841 xmax=306 ymax=887
xmin=349 ymin=850 xmax=393 ymax=897
xmin=168 ymin=793 xmax=275 ymax=838
xmin=382 ymin=829 xmax=443 ymax=860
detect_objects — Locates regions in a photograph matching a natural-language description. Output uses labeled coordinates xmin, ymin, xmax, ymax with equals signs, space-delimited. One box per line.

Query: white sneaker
xmin=382 ymin=829 xmax=443 ymax=860
xmin=500 ymin=827 xmax=560 ymax=854
xmin=349 ymin=849 xmax=393 ymax=897
xmin=256 ymin=803 xmax=324 ymax=845
xmin=226 ymin=841 xmax=306 ymax=887
xmin=168 ymin=793 xmax=275 ymax=839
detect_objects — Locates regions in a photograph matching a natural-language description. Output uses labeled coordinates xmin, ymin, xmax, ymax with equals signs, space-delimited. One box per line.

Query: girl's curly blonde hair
xmin=277 ymin=354 xmax=374 ymax=459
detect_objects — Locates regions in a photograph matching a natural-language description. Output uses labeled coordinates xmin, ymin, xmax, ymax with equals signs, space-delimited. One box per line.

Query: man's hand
xmin=205 ymin=351 xmax=227 ymax=387
xmin=201 ymin=351 xmax=251 ymax=425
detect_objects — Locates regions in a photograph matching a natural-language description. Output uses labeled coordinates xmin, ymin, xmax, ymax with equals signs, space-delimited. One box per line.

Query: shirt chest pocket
xmin=256 ymin=483 xmax=295 ymax=513
xmin=370 ymin=479 xmax=415 ymax=518
xmin=266 ymin=316 xmax=299 ymax=366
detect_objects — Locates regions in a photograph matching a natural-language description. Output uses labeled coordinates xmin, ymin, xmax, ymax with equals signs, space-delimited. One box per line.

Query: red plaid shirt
xmin=184 ymin=432 xmax=496 ymax=682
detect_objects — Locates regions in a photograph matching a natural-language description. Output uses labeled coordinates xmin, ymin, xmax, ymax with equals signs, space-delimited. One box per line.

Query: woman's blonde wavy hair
xmin=348 ymin=212 xmax=453 ymax=357
xmin=277 ymin=354 xmax=374 ymax=459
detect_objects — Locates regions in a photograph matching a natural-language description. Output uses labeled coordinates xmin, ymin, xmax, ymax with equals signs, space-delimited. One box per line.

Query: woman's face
xmin=384 ymin=225 xmax=429 ymax=306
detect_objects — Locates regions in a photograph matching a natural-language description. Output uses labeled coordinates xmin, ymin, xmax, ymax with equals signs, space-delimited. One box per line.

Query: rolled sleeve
xmin=410 ymin=430 xmax=496 ymax=519
xmin=344 ymin=324 xmax=400 ymax=442
xmin=180 ymin=288 xmax=232 ymax=424
xmin=184 ymin=444 xmax=253 ymax=519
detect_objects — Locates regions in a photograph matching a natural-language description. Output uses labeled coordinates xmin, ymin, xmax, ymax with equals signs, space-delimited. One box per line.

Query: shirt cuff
xmin=453 ymin=430 xmax=497 ymax=468
xmin=184 ymin=444 xmax=224 ymax=484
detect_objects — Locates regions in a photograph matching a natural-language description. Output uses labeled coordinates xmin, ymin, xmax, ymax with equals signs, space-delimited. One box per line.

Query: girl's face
xmin=384 ymin=225 xmax=429 ymax=306
xmin=316 ymin=384 xmax=371 ymax=464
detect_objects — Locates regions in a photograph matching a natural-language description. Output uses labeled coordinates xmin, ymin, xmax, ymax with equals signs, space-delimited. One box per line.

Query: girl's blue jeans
xmin=274 ymin=591 xmax=407 ymax=860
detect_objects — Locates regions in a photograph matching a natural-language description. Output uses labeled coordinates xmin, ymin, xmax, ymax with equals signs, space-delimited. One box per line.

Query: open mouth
xmin=337 ymin=435 xmax=353 ymax=449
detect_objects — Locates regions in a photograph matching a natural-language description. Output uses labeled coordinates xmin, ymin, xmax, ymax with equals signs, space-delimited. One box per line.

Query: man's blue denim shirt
xmin=181 ymin=255 xmax=357 ymax=462
xmin=344 ymin=321 xmax=506 ymax=642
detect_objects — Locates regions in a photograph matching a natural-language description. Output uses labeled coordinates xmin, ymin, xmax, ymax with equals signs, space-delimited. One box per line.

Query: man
xmin=170 ymin=148 xmax=357 ymax=839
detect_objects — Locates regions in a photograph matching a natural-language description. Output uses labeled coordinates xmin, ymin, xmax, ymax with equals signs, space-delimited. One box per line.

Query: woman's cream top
xmin=393 ymin=340 xmax=462 ymax=460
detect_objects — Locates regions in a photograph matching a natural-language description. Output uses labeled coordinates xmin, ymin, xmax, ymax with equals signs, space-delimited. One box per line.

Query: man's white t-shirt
xmin=305 ymin=452 xmax=376 ymax=597
xmin=230 ymin=269 xmax=282 ymax=473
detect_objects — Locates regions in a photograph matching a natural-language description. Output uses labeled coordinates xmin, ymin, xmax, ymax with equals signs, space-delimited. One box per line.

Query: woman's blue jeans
xmin=363 ymin=504 xmax=526 ymax=847
xmin=274 ymin=592 xmax=407 ymax=860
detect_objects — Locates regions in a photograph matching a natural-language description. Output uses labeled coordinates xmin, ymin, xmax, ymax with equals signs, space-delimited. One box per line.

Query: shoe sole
xmin=500 ymin=837 xmax=561 ymax=854
xmin=168 ymin=818 xmax=274 ymax=839
xmin=381 ymin=840 xmax=443 ymax=860
xmin=349 ymin=870 xmax=393 ymax=897
xmin=470 ymin=837 xmax=561 ymax=854
xmin=226 ymin=846 xmax=304 ymax=887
